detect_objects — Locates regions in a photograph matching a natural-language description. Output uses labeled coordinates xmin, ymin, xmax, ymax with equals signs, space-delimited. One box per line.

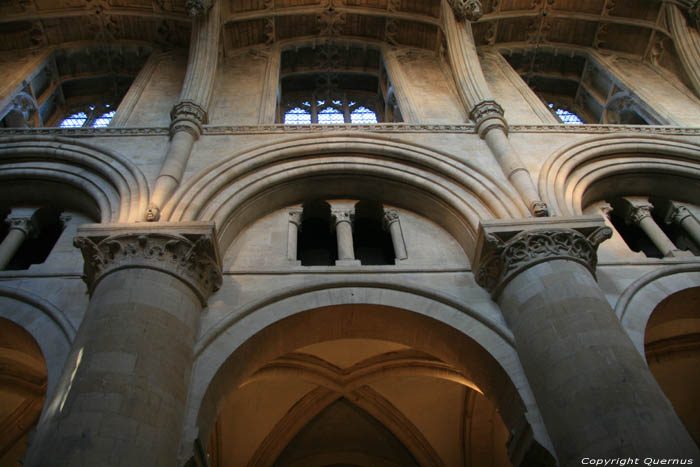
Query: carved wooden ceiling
xmin=0 ymin=0 xmax=677 ymax=56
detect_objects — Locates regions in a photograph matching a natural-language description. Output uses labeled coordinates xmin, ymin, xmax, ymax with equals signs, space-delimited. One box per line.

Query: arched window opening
xmin=297 ymin=201 xmax=337 ymax=266
xmin=502 ymin=50 xmax=661 ymax=125
xmin=645 ymin=287 xmax=700 ymax=446
xmin=353 ymin=200 xmax=395 ymax=265
xmin=279 ymin=44 xmax=394 ymax=124
xmin=58 ymin=111 xmax=88 ymax=128
xmin=606 ymin=202 xmax=664 ymax=258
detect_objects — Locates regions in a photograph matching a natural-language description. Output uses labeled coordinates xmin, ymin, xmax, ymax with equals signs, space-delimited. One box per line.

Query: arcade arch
xmin=184 ymin=294 xmax=556 ymax=467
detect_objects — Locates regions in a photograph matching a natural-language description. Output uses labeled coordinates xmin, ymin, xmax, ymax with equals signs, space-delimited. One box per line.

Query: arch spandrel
xmin=183 ymin=287 xmax=554 ymax=465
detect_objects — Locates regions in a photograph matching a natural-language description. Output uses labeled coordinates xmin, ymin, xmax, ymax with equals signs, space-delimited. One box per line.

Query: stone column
xmin=25 ymin=222 xmax=222 ymax=467
xmin=667 ymin=3 xmax=700 ymax=98
xmin=474 ymin=216 xmax=700 ymax=466
xmin=147 ymin=0 xmax=221 ymax=221
xmin=656 ymin=199 xmax=700 ymax=247
xmin=382 ymin=209 xmax=407 ymax=261
xmin=287 ymin=209 xmax=302 ymax=263
xmin=619 ymin=199 xmax=688 ymax=258
xmin=441 ymin=0 xmax=548 ymax=217
xmin=258 ymin=44 xmax=281 ymax=124
xmin=332 ymin=209 xmax=360 ymax=266
xmin=0 ymin=209 xmax=38 ymax=270
xmin=381 ymin=47 xmax=421 ymax=123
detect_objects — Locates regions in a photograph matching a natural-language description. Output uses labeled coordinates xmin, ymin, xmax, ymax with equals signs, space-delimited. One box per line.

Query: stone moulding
xmin=73 ymin=222 xmax=222 ymax=306
xmin=2 ymin=125 xmax=700 ymax=136
xmin=473 ymin=216 xmax=612 ymax=298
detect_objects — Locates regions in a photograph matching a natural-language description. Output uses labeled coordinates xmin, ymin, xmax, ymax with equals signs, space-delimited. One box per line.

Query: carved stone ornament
xmin=74 ymin=230 xmax=222 ymax=306
xmin=185 ymin=0 xmax=213 ymax=17
xmin=6 ymin=216 xmax=37 ymax=238
xmin=288 ymin=210 xmax=303 ymax=226
xmin=475 ymin=226 xmax=612 ymax=297
xmin=624 ymin=204 xmax=653 ymax=226
xmin=382 ymin=209 xmax=400 ymax=230
xmin=332 ymin=209 xmax=354 ymax=225
xmin=170 ymin=100 xmax=208 ymax=137
xmin=469 ymin=100 xmax=508 ymax=137
xmin=447 ymin=0 xmax=483 ymax=22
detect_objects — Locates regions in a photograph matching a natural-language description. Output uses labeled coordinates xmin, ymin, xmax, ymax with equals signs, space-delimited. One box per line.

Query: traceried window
xmin=279 ymin=44 xmax=395 ymax=125
xmin=548 ymin=104 xmax=584 ymax=125
xmin=58 ymin=104 xmax=115 ymax=128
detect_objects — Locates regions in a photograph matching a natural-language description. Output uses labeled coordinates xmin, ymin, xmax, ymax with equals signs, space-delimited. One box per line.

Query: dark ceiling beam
xmin=223 ymin=6 xmax=441 ymax=26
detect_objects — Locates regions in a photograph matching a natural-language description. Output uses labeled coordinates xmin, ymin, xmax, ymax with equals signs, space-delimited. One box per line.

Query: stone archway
xmin=185 ymin=296 xmax=556 ymax=466
xmin=0 ymin=318 xmax=48 ymax=467
xmin=644 ymin=287 xmax=700 ymax=447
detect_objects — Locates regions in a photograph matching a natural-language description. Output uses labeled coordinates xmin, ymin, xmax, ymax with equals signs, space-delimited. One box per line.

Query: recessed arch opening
xmin=0 ymin=317 xmax=48 ymax=467
xmin=644 ymin=287 xmax=700 ymax=447
xmin=191 ymin=303 xmax=555 ymax=467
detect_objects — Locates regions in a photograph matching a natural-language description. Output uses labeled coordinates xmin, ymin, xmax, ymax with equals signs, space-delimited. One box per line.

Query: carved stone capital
xmin=170 ymin=100 xmax=207 ymax=137
xmin=469 ymin=100 xmax=508 ymax=137
xmin=473 ymin=217 xmax=612 ymax=297
xmin=288 ymin=209 xmax=303 ymax=226
xmin=185 ymin=0 xmax=212 ymax=16
xmin=331 ymin=209 xmax=354 ymax=227
xmin=6 ymin=215 xmax=38 ymax=238
xmin=624 ymin=204 xmax=653 ymax=226
xmin=447 ymin=0 xmax=483 ymax=22
xmin=382 ymin=209 xmax=400 ymax=230
xmin=74 ymin=223 xmax=222 ymax=306
xmin=668 ymin=205 xmax=694 ymax=224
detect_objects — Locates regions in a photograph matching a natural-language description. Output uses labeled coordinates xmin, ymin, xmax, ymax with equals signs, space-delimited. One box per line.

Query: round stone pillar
xmin=474 ymin=217 xmax=699 ymax=466
xmin=25 ymin=222 xmax=221 ymax=467
xmin=0 ymin=212 xmax=37 ymax=269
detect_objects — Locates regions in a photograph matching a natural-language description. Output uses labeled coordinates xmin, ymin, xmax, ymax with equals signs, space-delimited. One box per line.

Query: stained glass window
xmin=59 ymin=112 xmax=88 ymax=128
xmin=549 ymin=103 xmax=584 ymax=125
xmin=92 ymin=110 xmax=116 ymax=128
xmin=350 ymin=106 xmax=378 ymax=124
xmin=317 ymin=106 xmax=344 ymax=124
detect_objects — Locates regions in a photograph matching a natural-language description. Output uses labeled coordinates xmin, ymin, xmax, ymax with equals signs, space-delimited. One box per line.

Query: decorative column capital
xmin=73 ymin=222 xmax=222 ymax=306
xmin=6 ymin=211 xmax=39 ymax=238
xmin=667 ymin=205 xmax=694 ymax=224
xmin=185 ymin=0 xmax=213 ymax=16
xmin=473 ymin=216 xmax=612 ymax=297
xmin=331 ymin=209 xmax=354 ymax=227
xmin=623 ymin=203 xmax=653 ymax=226
xmin=288 ymin=209 xmax=303 ymax=227
xmin=446 ymin=0 xmax=483 ymax=22
xmin=169 ymin=100 xmax=207 ymax=138
xmin=469 ymin=100 xmax=508 ymax=138
xmin=382 ymin=209 xmax=400 ymax=230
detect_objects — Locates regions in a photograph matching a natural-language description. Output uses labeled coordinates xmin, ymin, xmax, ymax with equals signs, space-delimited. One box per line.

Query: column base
xmin=335 ymin=259 xmax=361 ymax=266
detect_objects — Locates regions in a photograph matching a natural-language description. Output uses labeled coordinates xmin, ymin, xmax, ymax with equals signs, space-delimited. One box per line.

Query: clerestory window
xmin=548 ymin=103 xmax=584 ymax=125
xmin=283 ymin=95 xmax=379 ymax=125
xmin=58 ymin=104 xmax=116 ymax=128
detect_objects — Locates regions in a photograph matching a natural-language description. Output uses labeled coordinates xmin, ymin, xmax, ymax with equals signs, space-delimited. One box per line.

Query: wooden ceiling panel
xmin=608 ymin=0 xmax=660 ymax=21
xmin=393 ymin=20 xmax=436 ymax=49
xmin=346 ymin=0 xmax=388 ymax=11
xmin=0 ymin=21 xmax=34 ymax=50
xmin=113 ymin=16 xmax=159 ymax=42
xmin=471 ymin=21 xmax=494 ymax=46
xmin=276 ymin=14 xmax=318 ymax=39
xmin=275 ymin=0 xmax=320 ymax=8
xmin=42 ymin=17 xmax=95 ymax=44
xmin=108 ymin=0 xmax=155 ymax=10
xmin=397 ymin=0 xmax=440 ymax=18
xmin=597 ymin=23 xmax=651 ymax=55
xmin=552 ymin=0 xmax=604 ymax=15
xmin=230 ymin=0 xmax=268 ymax=13
xmin=496 ymin=17 xmax=531 ymax=43
xmin=344 ymin=14 xmax=385 ymax=40
xmin=35 ymin=0 xmax=86 ymax=11
xmin=223 ymin=19 xmax=268 ymax=48
xmin=546 ymin=18 xmax=597 ymax=47
xmin=497 ymin=0 xmax=531 ymax=12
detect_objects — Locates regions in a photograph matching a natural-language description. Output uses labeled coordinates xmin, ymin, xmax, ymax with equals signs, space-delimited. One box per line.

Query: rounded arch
xmin=161 ymin=135 xmax=528 ymax=256
xmin=537 ymin=135 xmax=700 ymax=216
xmin=183 ymin=284 xmax=554 ymax=464
xmin=0 ymin=135 xmax=149 ymax=223
xmin=0 ymin=285 xmax=75 ymax=408
xmin=615 ymin=264 xmax=700 ymax=358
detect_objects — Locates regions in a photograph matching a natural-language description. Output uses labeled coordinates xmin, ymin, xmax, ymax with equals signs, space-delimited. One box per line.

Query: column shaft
xmin=25 ymin=225 xmax=221 ymax=467
xmin=0 ymin=228 xmax=27 ymax=269
xmin=287 ymin=210 xmax=302 ymax=261
xmin=475 ymin=218 xmax=699 ymax=466
xmin=679 ymin=214 xmax=700 ymax=245
xmin=336 ymin=221 xmax=355 ymax=261
xmin=637 ymin=215 xmax=679 ymax=257
xmin=383 ymin=210 xmax=407 ymax=261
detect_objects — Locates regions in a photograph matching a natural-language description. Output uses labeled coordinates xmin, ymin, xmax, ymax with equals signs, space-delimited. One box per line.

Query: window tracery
xmin=58 ymin=104 xmax=116 ymax=128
